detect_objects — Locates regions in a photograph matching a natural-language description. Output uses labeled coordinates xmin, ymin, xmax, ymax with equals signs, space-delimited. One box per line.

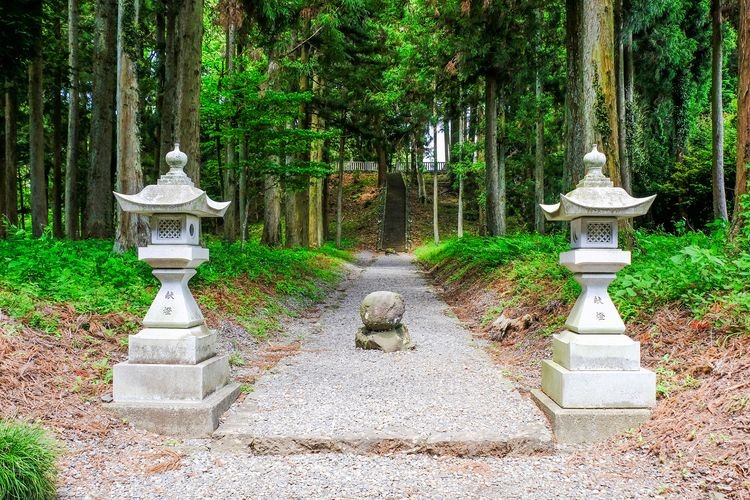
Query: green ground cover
xmin=0 ymin=232 xmax=350 ymax=336
xmin=415 ymin=227 xmax=750 ymax=333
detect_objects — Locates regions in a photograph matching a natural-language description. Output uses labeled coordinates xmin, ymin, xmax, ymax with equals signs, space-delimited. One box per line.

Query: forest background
xmin=1 ymin=0 xmax=750 ymax=245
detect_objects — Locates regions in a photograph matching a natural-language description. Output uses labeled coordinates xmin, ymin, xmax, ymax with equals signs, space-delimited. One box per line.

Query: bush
xmin=0 ymin=420 xmax=59 ymax=500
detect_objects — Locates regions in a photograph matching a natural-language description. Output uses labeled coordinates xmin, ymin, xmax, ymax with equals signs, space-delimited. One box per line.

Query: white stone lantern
xmin=110 ymin=144 xmax=239 ymax=436
xmin=532 ymin=145 xmax=657 ymax=443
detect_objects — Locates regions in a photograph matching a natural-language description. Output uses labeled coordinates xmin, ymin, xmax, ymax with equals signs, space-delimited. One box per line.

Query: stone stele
xmin=359 ymin=290 xmax=406 ymax=331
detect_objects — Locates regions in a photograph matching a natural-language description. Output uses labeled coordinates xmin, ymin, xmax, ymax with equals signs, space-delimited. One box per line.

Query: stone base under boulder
xmin=355 ymin=325 xmax=414 ymax=352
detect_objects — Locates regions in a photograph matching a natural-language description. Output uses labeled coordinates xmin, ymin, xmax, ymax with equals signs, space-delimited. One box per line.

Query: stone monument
xmin=355 ymin=291 xmax=414 ymax=352
xmin=531 ymin=145 xmax=657 ymax=444
xmin=110 ymin=144 xmax=240 ymax=436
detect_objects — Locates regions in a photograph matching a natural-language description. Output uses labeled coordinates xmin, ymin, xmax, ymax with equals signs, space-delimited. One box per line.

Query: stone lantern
xmin=110 ymin=144 xmax=239 ymax=436
xmin=531 ymin=145 xmax=656 ymax=443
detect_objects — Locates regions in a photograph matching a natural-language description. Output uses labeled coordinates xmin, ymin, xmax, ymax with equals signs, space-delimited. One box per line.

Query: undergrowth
xmin=415 ymin=226 xmax=750 ymax=332
xmin=0 ymin=232 xmax=350 ymax=335
xmin=0 ymin=420 xmax=59 ymax=500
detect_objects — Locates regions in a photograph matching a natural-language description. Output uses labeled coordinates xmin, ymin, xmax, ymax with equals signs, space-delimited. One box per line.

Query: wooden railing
xmin=343 ymin=161 xmax=448 ymax=173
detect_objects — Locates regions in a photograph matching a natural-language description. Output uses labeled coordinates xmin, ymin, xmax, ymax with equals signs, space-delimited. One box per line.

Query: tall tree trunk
xmin=308 ymin=75 xmax=324 ymax=248
xmin=0 ymin=104 xmax=4 ymax=238
xmin=239 ymin=135 xmax=249 ymax=243
xmin=534 ymin=67 xmax=545 ymax=234
xmin=433 ymin=120 xmax=439 ymax=244
xmin=564 ymin=0 xmax=586 ymax=189
xmin=376 ymin=141 xmax=387 ymax=187
xmin=223 ymin=21 xmax=238 ymax=240
xmin=485 ymin=74 xmax=501 ymax=236
xmin=624 ymin=28 xmax=635 ymax=187
xmin=616 ymin=0 xmax=631 ymax=194
xmin=85 ymin=0 xmax=117 ymax=238
xmin=565 ymin=0 xmax=621 ymax=185
xmin=498 ymin=90 xmax=507 ymax=235
xmin=261 ymin=173 xmax=281 ymax=246
xmin=52 ymin=60 xmax=64 ymax=238
xmin=51 ymin=15 xmax=63 ymax=238
xmin=114 ymin=0 xmax=148 ymax=252
xmin=29 ymin=36 xmax=48 ymax=238
xmin=457 ymin=107 xmax=464 ymax=238
xmin=66 ymin=0 xmax=81 ymax=239
xmin=159 ymin=0 xmax=176 ymax=173
xmin=174 ymin=0 xmax=202 ymax=184
xmin=4 ymin=86 xmax=18 ymax=227
xmin=711 ymin=0 xmax=728 ymax=221
xmin=336 ymin=134 xmax=345 ymax=248
xmin=734 ymin=0 xmax=750 ymax=229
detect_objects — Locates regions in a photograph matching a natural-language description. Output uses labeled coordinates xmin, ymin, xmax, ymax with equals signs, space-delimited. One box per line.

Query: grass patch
xmin=0 ymin=420 xmax=59 ymax=500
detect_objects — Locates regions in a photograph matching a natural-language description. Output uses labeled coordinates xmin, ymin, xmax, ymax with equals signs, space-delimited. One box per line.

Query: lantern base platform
xmin=530 ymin=389 xmax=651 ymax=444
xmin=108 ymin=383 xmax=241 ymax=437
xmin=113 ymin=355 xmax=230 ymax=402
xmin=541 ymin=360 xmax=656 ymax=408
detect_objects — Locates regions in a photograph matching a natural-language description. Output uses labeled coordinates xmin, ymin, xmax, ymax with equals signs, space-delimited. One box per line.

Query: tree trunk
xmin=4 ymin=86 xmax=18 ymax=227
xmin=261 ymin=173 xmax=281 ymax=246
xmin=564 ymin=0 xmax=586 ymax=189
xmin=711 ymin=0 xmax=728 ymax=221
xmin=616 ymin=0 xmax=631 ymax=194
xmin=734 ymin=0 xmax=750 ymax=228
xmin=485 ymin=74 xmax=501 ymax=236
xmin=29 ymin=36 xmax=48 ymax=238
xmin=534 ymin=67 xmax=545 ymax=234
xmin=158 ymin=0 xmax=176 ymax=173
xmin=308 ymin=75 xmax=324 ymax=248
xmin=52 ymin=59 xmax=64 ymax=238
xmin=376 ymin=142 xmax=387 ymax=187
xmin=457 ymin=106 xmax=464 ymax=238
xmin=239 ymin=135 xmax=249 ymax=243
xmin=85 ymin=0 xmax=117 ymax=238
xmin=624 ymin=28 xmax=635 ymax=187
xmin=65 ymin=0 xmax=81 ymax=239
xmin=336 ymin=134 xmax=345 ymax=248
xmin=433 ymin=121 xmax=439 ymax=244
xmin=565 ymin=0 xmax=621 ymax=186
xmin=498 ymin=91 xmax=507 ymax=235
xmin=114 ymin=0 xmax=148 ymax=252
xmin=174 ymin=0 xmax=202 ymax=185
xmin=223 ymin=21 xmax=238 ymax=240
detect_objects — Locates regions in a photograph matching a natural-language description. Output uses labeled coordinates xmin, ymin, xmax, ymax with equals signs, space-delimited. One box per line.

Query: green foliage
xmin=0 ymin=235 xmax=350 ymax=333
xmin=417 ymin=228 xmax=750 ymax=330
xmin=0 ymin=420 xmax=59 ymax=500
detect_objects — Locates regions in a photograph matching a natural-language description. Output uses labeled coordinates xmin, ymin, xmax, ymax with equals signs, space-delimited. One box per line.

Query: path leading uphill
xmin=58 ymin=253 xmax=682 ymax=499
xmin=381 ymin=173 xmax=407 ymax=251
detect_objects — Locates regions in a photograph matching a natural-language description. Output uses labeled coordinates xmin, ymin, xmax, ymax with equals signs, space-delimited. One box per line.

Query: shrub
xmin=0 ymin=420 xmax=59 ymax=500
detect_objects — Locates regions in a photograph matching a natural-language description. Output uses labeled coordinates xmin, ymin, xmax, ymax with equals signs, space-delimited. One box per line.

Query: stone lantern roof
xmin=540 ymin=145 xmax=655 ymax=221
xmin=114 ymin=144 xmax=230 ymax=217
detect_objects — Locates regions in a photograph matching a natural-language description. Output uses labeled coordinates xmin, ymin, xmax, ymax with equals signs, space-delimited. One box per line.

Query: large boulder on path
xmin=355 ymin=325 xmax=414 ymax=352
xmin=359 ymin=291 xmax=405 ymax=331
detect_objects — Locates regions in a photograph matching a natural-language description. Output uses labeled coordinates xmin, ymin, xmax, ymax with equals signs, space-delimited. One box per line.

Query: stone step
xmin=211 ymin=430 xmax=552 ymax=457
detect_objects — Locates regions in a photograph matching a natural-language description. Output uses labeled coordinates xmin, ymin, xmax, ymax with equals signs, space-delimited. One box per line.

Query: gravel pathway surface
xmin=215 ymin=252 xmax=550 ymax=454
xmin=57 ymin=252 xmax=684 ymax=498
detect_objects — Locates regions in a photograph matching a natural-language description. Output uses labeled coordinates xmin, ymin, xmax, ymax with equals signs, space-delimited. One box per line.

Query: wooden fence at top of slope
xmin=343 ymin=161 xmax=448 ymax=172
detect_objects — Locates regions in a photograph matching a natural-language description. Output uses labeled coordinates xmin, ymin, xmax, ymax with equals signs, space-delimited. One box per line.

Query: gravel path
xmin=57 ymin=252 xmax=683 ymax=498
xmin=215 ymin=252 xmax=550 ymax=454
